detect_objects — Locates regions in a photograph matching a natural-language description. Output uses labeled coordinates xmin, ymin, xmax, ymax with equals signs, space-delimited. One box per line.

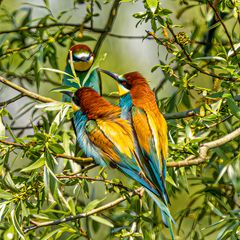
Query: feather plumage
xmin=62 ymin=44 xmax=100 ymax=102
xmin=100 ymin=70 xmax=174 ymax=238
xmin=73 ymin=87 xmax=166 ymax=198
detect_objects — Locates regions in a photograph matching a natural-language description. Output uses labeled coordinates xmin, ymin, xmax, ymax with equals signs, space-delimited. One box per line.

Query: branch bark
xmin=93 ymin=0 xmax=121 ymax=57
xmin=207 ymin=0 xmax=240 ymax=68
xmin=2 ymin=127 xmax=240 ymax=168
xmin=0 ymin=139 xmax=92 ymax=165
xmin=167 ymin=127 xmax=240 ymax=167
xmin=0 ymin=76 xmax=55 ymax=103
xmin=23 ymin=187 xmax=143 ymax=233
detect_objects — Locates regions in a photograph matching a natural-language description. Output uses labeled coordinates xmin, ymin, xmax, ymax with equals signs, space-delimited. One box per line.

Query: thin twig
xmin=23 ymin=187 xmax=143 ymax=233
xmin=2 ymin=126 xmax=240 ymax=168
xmin=207 ymin=1 xmax=240 ymax=67
xmin=0 ymin=139 xmax=92 ymax=165
xmin=57 ymin=175 xmax=131 ymax=191
xmin=164 ymin=94 xmax=240 ymax=119
xmin=0 ymin=28 xmax=80 ymax=60
xmin=0 ymin=76 xmax=55 ymax=103
xmin=159 ymin=27 xmax=239 ymax=82
xmin=0 ymin=93 xmax=24 ymax=106
xmin=167 ymin=127 xmax=240 ymax=167
xmin=93 ymin=0 xmax=121 ymax=57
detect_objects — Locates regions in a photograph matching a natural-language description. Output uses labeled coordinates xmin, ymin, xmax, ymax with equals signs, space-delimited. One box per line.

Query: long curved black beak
xmin=99 ymin=69 xmax=121 ymax=82
xmin=62 ymin=91 xmax=73 ymax=98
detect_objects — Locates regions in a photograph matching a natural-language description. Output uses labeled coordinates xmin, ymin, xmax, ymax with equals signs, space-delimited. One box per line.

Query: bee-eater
xmin=99 ymin=70 xmax=174 ymax=230
xmin=72 ymin=87 xmax=174 ymax=239
xmin=62 ymin=44 xmax=100 ymax=102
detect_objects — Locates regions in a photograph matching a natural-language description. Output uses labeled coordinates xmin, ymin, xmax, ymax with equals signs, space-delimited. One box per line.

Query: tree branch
xmin=164 ymin=94 xmax=240 ymax=120
xmin=167 ymin=127 xmax=240 ymax=167
xmin=2 ymin=127 xmax=240 ymax=168
xmin=93 ymin=0 xmax=121 ymax=57
xmin=207 ymin=1 xmax=240 ymax=68
xmin=57 ymin=175 xmax=131 ymax=191
xmin=0 ymin=75 xmax=55 ymax=103
xmin=23 ymin=187 xmax=143 ymax=233
xmin=0 ymin=93 xmax=24 ymax=106
xmin=156 ymin=27 xmax=239 ymax=82
xmin=0 ymin=139 xmax=92 ymax=165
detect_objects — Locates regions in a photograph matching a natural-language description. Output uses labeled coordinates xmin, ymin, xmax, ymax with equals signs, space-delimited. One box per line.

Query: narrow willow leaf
xmin=20 ymin=157 xmax=45 ymax=172
xmin=223 ymin=94 xmax=240 ymax=119
xmin=0 ymin=116 xmax=5 ymax=139
xmin=40 ymin=67 xmax=74 ymax=78
xmin=50 ymin=85 xmax=76 ymax=93
xmin=207 ymin=202 xmax=225 ymax=218
xmin=35 ymin=101 xmax=64 ymax=110
xmin=166 ymin=174 xmax=178 ymax=187
xmin=10 ymin=209 xmax=25 ymax=240
xmin=3 ymin=172 xmax=18 ymax=192
xmin=41 ymin=229 xmax=60 ymax=240
xmin=48 ymin=143 xmax=65 ymax=154
xmin=83 ymin=198 xmax=106 ymax=212
xmin=193 ymin=56 xmax=227 ymax=62
xmin=49 ymin=105 xmax=70 ymax=134
xmin=0 ymin=203 xmax=7 ymax=221
xmin=146 ymin=0 xmax=158 ymax=13
xmin=90 ymin=215 xmax=114 ymax=228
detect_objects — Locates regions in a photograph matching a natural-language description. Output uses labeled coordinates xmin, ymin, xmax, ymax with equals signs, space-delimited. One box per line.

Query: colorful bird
xmin=62 ymin=44 xmax=100 ymax=102
xmin=99 ymin=70 xmax=173 ymax=230
xmin=72 ymin=86 xmax=174 ymax=239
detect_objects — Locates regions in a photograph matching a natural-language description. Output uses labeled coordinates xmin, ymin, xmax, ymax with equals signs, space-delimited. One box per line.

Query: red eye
xmin=121 ymin=81 xmax=127 ymax=86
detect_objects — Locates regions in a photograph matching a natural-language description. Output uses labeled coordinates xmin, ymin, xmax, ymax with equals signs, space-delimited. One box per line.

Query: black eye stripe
xmin=121 ymin=81 xmax=130 ymax=89
xmin=73 ymin=95 xmax=80 ymax=106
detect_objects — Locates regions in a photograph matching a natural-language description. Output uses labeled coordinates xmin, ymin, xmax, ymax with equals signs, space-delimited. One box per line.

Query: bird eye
xmin=121 ymin=81 xmax=130 ymax=89
xmin=72 ymin=95 xmax=80 ymax=106
xmin=121 ymin=81 xmax=127 ymax=86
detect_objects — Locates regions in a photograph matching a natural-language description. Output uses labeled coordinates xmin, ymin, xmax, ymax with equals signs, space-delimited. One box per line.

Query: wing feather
xmin=131 ymin=106 xmax=169 ymax=203
xmin=85 ymin=118 xmax=161 ymax=196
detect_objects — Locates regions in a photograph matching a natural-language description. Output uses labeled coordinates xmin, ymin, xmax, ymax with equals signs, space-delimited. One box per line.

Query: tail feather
xmin=146 ymin=189 xmax=175 ymax=240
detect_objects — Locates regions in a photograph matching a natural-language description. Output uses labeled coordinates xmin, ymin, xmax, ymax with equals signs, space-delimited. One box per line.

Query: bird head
xmin=67 ymin=44 xmax=94 ymax=72
xmin=62 ymin=91 xmax=80 ymax=112
xmin=99 ymin=69 xmax=130 ymax=96
xmin=72 ymin=87 xmax=120 ymax=118
xmin=100 ymin=70 xmax=146 ymax=96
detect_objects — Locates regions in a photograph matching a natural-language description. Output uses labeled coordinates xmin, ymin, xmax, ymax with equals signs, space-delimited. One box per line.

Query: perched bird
xmin=99 ymin=70 xmax=173 ymax=230
xmin=62 ymin=44 xmax=101 ymax=154
xmin=72 ymin=87 xmax=174 ymax=237
xmin=62 ymin=44 xmax=100 ymax=102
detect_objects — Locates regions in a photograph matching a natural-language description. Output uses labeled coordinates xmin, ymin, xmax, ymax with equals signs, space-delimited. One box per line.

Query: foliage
xmin=0 ymin=0 xmax=240 ymax=239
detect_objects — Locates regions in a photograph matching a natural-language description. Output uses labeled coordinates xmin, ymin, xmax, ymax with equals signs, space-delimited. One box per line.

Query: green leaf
xmin=193 ymin=56 xmax=227 ymax=62
xmin=41 ymin=229 xmax=59 ymax=240
xmin=3 ymin=172 xmax=18 ymax=192
xmin=223 ymin=94 xmax=240 ymax=119
xmin=207 ymin=202 xmax=225 ymax=218
xmin=0 ymin=116 xmax=5 ymax=139
xmin=146 ymin=0 xmax=158 ymax=13
xmin=166 ymin=174 xmax=177 ymax=187
xmin=74 ymin=35 xmax=96 ymax=42
xmin=50 ymin=85 xmax=77 ymax=93
xmin=90 ymin=215 xmax=114 ymax=227
xmin=48 ymin=143 xmax=65 ymax=154
xmin=49 ymin=105 xmax=70 ymax=134
xmin=35 ymin=102 xmax=66 ymax=111
xmin=40 ymin=67 xmax=74 ymax=78
xmin=0 ymin=203 xmax=7 ymax=221
xmin=10 ymin=209 xmax=25 ymax=240
xmin=83 ymin=198 xmax=106 ymax=212
xmin=20 ymin=157 xmax=45 ymax=172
